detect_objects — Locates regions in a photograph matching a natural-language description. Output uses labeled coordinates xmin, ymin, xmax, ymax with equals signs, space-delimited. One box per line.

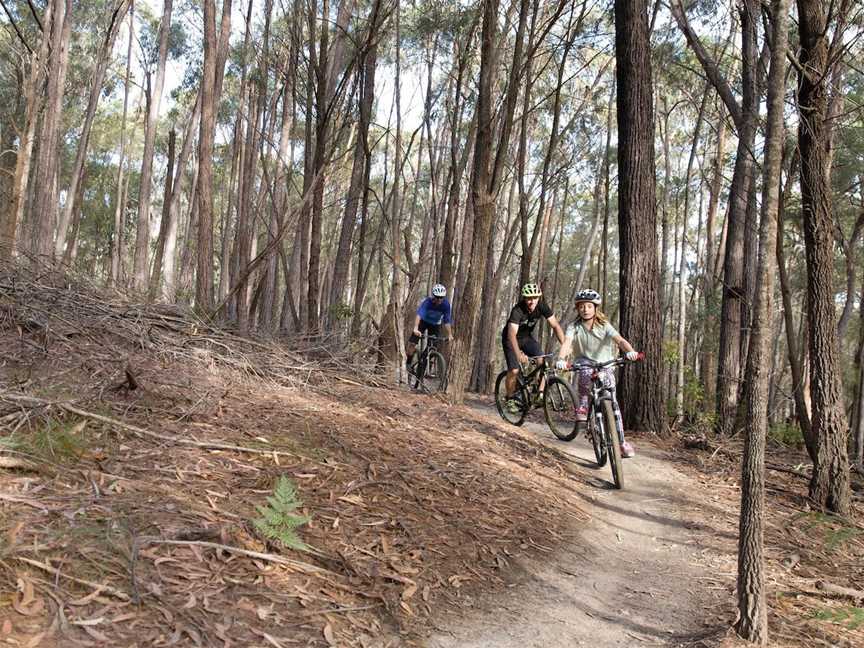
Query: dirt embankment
xmin=0 ymin=270 xmax=588 ymax=647
xmin=1 ymin=268 xmax=862 ymax=648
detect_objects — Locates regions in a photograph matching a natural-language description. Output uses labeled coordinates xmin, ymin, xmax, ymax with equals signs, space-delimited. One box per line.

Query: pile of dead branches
xmin=0 ymin=262 xmax=388 ymax=392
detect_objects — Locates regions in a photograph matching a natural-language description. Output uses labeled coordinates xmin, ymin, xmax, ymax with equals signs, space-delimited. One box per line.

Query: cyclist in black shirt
xmin=502 ymin=283 xmax=566 ymax=409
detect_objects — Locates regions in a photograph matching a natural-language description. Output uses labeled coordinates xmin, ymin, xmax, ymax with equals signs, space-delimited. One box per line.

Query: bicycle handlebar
xmin=562 ymin=352 xmax=644 ymax=371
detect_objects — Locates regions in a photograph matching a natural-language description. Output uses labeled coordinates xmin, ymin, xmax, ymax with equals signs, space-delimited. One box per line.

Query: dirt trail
xmin=427 ymin=401 xmax=733 ymax=648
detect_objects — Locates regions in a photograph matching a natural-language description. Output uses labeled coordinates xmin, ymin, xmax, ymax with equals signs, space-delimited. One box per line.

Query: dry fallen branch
xmin=814 ymin=579 xmax=864 ymax=602
xmin=0 ymin=392 xmax=321 ymax=462
xmin=11 ymin=556 xmax=131 ymax=601
xmin=138 ymin=538 xmax=339 ymax=577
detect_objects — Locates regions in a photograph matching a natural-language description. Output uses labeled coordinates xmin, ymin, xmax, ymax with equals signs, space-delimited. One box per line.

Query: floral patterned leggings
xmin=572 ymin=366 xmax=625 ymax=444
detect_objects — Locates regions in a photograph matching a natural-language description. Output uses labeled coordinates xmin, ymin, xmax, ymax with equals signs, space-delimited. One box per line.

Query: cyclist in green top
xmin=556 ymin=288 xmax=639 ymax=457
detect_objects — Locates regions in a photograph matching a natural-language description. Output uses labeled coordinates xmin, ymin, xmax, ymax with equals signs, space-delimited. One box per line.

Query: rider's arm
xmin=613 ymin=334 xmax=636 ymax=355
xmin=558 ymin=330 xmax=573 ymax=359
xmin=508 ymin=323 xmax=527 ymax=363
xmin=443 ymin=323 xmax=453 ymax=340
xmin=547 ymin=315 xmax=567 ymax=346
xmin=412 ymin=314 xmax=422 ymax=336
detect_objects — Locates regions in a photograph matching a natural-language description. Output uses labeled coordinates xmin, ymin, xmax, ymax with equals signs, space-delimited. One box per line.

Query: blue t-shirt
xmin=417 ymin=297 xmax=452 ymax=325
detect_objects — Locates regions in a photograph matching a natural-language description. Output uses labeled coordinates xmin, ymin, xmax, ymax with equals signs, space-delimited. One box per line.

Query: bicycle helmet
xmin=431 ymin=283 xmax=447 ymax=298
xmin=521 ymin=283 xmax=542 ymax=298
xmin=574 ymin=288 xmax=601 ymax=305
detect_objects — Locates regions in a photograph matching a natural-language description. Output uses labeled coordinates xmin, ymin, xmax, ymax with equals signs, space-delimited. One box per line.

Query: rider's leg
xmin=505 ymin=368 xmax=520 ymax=396
xmin=573 ymin=366 xmax=592 ymax=420
xmin=406 ymin=323 xmax=425 ymax=367
xmin=521 ymin=337 xmax=544 ymax=393
xmin=502 ymin=334 xmax=523 ymax=399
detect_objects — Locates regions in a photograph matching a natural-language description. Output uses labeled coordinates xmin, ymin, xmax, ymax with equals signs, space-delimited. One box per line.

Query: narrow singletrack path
xmin=426 ymin=401 xmax=733 ymax=647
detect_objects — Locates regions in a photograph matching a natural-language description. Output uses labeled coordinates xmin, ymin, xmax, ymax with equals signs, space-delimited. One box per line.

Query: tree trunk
xmin=328 ymin=0 xmax=383 ymax=327
xmin=671 ymin=0 xmax=760 ymax=438
xmin=196 ymin=0 xmax=218 ymax=311
xmin=30 ymin=0 xmax=72 ymax=259
xmin=796 ymin=0 xmax=852 ymax=515
xmin=853 ymin=276 xmax=864 ymax=469
xmin=388 ymin=1 xmax=406 ymax=382
xmin=148 ymin=129 xmax=176 ymax=300
xmin=614 ymin=0 xmax=665 ymax=434
xmin=716 ymin=1 xmax=758 ymax=437
xmin=449 ymin=0 xmax=530 ymax=402
xmin=700 ymin=113 xmax=726 ymax=412
xmin=155 ymin=92 xmax=201 ymax=301
xmin=777 ymin=150 xmax=814 ymax=452
xmin=55 ymin=0 xmax=131 ymax=259
xmin=676 ymin=88 xmax=708 ymax=421
xmin=110 ymin=4 xmax=134 ymax=286
xmin=439 ymin=19 xmax=478 ymax=292
xmin=2 ymin=9 xmax=51 ymax=260
xmin=133 ymin=0 xmax=173 ymax=292
xmin=735 ymin=0 xmax=787 ymax=640
xmin=658 ymin=102 xmax=672 ymax=330
xmin=306 ymin=0 xmax=354 ymax=332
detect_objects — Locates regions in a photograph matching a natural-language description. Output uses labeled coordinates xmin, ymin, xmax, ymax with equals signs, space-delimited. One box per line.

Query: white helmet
xmin=431 ymin=283 xmax=447 ymax=298
xmin=574 ymin=288 xmax=601 ymax=305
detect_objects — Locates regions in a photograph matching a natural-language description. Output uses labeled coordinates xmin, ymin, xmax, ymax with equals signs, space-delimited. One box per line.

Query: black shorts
xmin=501 ymin=334 xmax=542 ymax=371
xmin=409 ymin=320 xmax=441 ymax=345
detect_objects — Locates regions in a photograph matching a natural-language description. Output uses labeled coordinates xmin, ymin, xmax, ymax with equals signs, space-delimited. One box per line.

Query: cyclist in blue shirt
xmin=406 ymin=283 xmax=452 ymax=370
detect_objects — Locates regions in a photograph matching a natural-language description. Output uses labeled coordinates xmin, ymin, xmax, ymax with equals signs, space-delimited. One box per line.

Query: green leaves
xmin=813 ymin=606 xmax=864 ymax=630
xmin=253 ymin=476 xmax=311 ymax=551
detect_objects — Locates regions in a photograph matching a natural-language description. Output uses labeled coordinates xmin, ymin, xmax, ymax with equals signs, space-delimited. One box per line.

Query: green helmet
xmin=521 ymin=283 xmax=542 ymax=298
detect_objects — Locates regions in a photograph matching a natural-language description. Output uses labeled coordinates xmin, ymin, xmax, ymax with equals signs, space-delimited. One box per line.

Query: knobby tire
xmin=602 ymin=399 xmax=623 ymax=489
xmin=543 ymin=377 xmax=578 ymax=441
xmin=421 ymin=350 xmax=447 ymax=393
xmin=589 ymin=405 xmax=608 ymax=467
xmin=494 ymin=370 xmax=528 ymax=426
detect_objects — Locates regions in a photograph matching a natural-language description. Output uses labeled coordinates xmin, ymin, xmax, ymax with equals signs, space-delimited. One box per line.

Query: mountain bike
xmin=562 ymin=354 xmax=643 ymax=490
xmin=407 ymin=334 xmax=448 ymax=393
xmin=493 ymin=354 xmax=578 ymax=439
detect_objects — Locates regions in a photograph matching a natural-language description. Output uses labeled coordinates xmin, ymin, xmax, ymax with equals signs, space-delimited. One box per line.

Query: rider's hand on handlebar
xmin=625 ymin=351 xmax=640 ymax=361
xmin=413 ymin=329 xmax=422 ymax=337
xmin=518 ymin=352 xmax=529 ymax=365
xmin=555 ymin=359 xmax=570 ymax=370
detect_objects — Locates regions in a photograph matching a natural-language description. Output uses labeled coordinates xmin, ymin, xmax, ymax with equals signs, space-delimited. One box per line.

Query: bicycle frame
xmin=566 ymin=354 xmax=641 ymax=490
xmin=409 ymin=333 xmax=449 ymax=393
xmin=572 ymin=358 xmax=627 ymax=442
xmin=516 ymin=354 xmax=555 ymax=395
xmin=589 ymin=378 xmax=617 ymax=439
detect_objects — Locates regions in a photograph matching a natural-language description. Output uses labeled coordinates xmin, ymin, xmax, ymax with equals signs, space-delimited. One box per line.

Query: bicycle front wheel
xmin=421 ymin=350 xmax=448 ymax=393
xmin=543 ymin=377 xmax=578 ymax=441
xmin=602 ymin=399 xmax=623 ymax=489
xmin=588 ymin=405 xmax=608 ymax=467
xmin=494 ymin=370 xmax=528 ymax=426
xmin=407 ymin=355 xmax=424 ymax=390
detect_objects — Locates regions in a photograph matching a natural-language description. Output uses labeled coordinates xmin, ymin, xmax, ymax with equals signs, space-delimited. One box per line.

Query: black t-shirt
xmin=502 ymin=300 xmax=554 ymax=339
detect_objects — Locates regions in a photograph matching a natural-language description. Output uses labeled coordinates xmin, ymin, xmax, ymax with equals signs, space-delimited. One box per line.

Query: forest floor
xmin=0 ymin=267 xmax=862 ymax=648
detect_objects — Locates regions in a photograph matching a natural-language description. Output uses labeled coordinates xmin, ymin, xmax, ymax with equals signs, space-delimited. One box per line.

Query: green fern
xmin=253 ymin=476 xmax=311 ymax=551
xmin=814 ymin=606 xmax=864 ymax=630
xmin=793 ymin=511 xmax=863 ymax=552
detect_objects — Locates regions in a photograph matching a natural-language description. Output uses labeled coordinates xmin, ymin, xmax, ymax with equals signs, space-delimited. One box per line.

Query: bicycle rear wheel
xmin=543 ymin=377 xmax=578 ymax=441
xmin=420 ymin=350 xmax=447 ymax=393
xmin=494 ymin=370 xmax=529 ymax=426
xmin=602 ymin=399 xmax=623 ymax=489
xmin=588 ymin=405 xmax=607 ymax=467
